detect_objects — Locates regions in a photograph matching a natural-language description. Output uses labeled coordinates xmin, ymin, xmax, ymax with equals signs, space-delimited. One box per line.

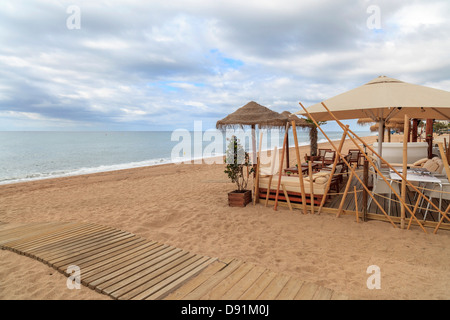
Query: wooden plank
xmin=16 ymin=224 xmax=108 ymax=253
xmin=181 ymin=259 xmax=244 ymax=300
xmin=15 ymin=225 xmax=110 ymax=258
xmin=103 ymin=251 xmax=193 ymax=297
xmin=123 ymin=255 xmax=211 ymax=300
xmin=275 ymin=278 xmax=304 ymax=300
xmin=39 ymin=230 xmax=127 ymax=264
xmin=87 ymin=246 xmax=178 ymax=289
xmin=145 ymin=257 xmax=218 ymax=300
xmin=1 ymin=222 xmax=79 ymax=247
xmin=256 ymin=274 xmax=290 ymax=300
xmin=199 ymin=262 xmax=255 ymax=300
xmin=239 ymin=270 xmax=277 ymax=300
xmin=221 ymin=265 xmax=266 ymax=300
xmin=294 ymin=282 xmax=319 ymax=300
xmin=81 ymin=241 xmax=161 ymax=279
xmin=163 ymin=259 xmax=230 ymax=300
xmin=58 ymin=238 xmax=148 ymax=272
xmin=312 ymin=286 xmax=334 ymax=300
xmin=53 ymin=234 xmax=138 ymax=269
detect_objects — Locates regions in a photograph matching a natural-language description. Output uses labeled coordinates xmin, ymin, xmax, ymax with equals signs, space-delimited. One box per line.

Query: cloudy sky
xmin=1 ymin=0 xmax=449 ymax=131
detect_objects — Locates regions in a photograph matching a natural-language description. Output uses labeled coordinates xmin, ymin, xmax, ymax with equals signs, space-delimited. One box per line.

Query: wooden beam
xmin=337 ymin=164 xmax=356 ymax=218
xmin=309 ymin=161 xmax=314 ymax=214
xmin=253 ymin=131 xmax=264 ymax=205
xmin=401 ymin=115 xmax=409 ymax=229
xmin=274 ymin=123 xmax=290 ymax=211
xmin=291 ymin=120 xmax=308 ymax=214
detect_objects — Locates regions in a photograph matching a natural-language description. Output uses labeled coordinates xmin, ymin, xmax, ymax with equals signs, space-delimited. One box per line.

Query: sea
xmin=0 ymin=130 xmax=374 ymax=185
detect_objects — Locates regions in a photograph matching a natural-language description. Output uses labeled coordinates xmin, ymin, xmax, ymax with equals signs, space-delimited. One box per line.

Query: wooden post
xmin=253 ymin=131 xmax=264 ymax=205
xmin=286 ymin=128 xmax=290 ymax=169
xmin=309 ymin=161 xmax=314 ymax=214
xmin=363 ymin=159 xmax=368 ymax=222
xmin=251 ymin=124 xmax=257 ymax=171
xmin=264 ymin=176 xmax=273 ymax=207
xmin=274 ymin=123 xmax=290 ymax=211
xmin=337 ymin=164 xmax=356 ymax=218
xmin=401 ymin=115 xmax=409 ymax=229
xmin=318 ymin=127 xmax=348 ymax=215
xmin=426 ymin=119 xmax=433 ymax=159
xmin=412 ymin=119 xmax=418 ymax=142
xmin=291 ymin=120 xmax=308 ymax=214
xmin=354 ymin=186 xmax=359 ymax=223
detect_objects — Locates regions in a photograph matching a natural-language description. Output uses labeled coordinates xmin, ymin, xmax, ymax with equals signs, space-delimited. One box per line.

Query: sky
xmin=0 ymin=0 xmax=449 ymax=131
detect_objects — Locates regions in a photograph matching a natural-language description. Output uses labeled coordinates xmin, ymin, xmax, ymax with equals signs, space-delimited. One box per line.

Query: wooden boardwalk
xmin=0 ymin=222 xmax=347 ymax=300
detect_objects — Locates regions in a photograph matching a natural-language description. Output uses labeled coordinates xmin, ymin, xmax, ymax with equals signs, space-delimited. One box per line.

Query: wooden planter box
xmin=228 ymin=190 xmax=252 ymax=207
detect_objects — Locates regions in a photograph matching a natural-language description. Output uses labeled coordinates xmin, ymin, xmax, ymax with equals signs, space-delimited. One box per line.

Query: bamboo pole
xmin=309 ymin=161 xmax=314 ymax=214
xmin=274 ymin=123 xmax=290 ymax=211
xmin=253 ymin=131 xmax=264 ymax=205
xmin=407 ymin=193 xmax=422 ymax=230
xmin=354 ymin=186 xmax=359 ymax=223
xmin=317 ymin=102 xmax=430 ymax=233
xmin=264 ymin=176 xmax=273 ymax=207
xmin=438 ymin=143 xmax=450 ymax=182
xmin=282 ymin=184 xmax=293 ymax=211
xmin=299 ymin=103 xmax=397 ymax=228
xmin=317 ymin=126 xmax=348 ymax=215
xmin=434 ymin=204 xmax=450 ymax=234
xmin=337 ymin=164 xmax=356 ymax=218
xmin=291 ymin=120 xmax=308 ymax=214
xmin=401 ymin=115 xmax=409 ymax=229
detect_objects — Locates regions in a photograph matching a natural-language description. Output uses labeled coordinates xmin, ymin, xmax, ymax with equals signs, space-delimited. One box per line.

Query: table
xmin=284 ymin=163 xmax=319 ymax=175
xmin=388 ymin=168 xmax=443 ymax=216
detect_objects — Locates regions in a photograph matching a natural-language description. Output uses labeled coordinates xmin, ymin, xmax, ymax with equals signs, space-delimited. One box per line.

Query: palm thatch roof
xmin=216 ymin=101 xmax=288 ymax=130
xmin=281 ymin=111 xmax=314 ymax=129
xmin=370 ymin=122 xmax=405 ymax=132
xmin=357 ymin=118 xmax=376 ymax=125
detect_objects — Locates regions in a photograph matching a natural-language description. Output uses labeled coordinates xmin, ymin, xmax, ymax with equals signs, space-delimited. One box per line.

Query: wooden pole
xmin=299 ymin=103 xmax=398 ymax=228
xmin=264 ymin=176 xmax=273 ymax=207
xmin=337 ymin=164 xmax=356 ymax=218
xmin=412 ymin=119 xmax=418 ymax=142
xmin=253 ymin=131 xmax=264 ymax=205
xmin=282 ymin=184 xmax=293 ymax=211
xmin=251 ymin=124 xmax=257 ymax=171
xmin=291 ymin=120 xmax=308 ymax=214
xmin=401 ymin=115 xmax=409 ymax=229
xmin=317 ymin=102 xmax=434 ymax=232
xmin=426 ymin=119 xmax=433 ymax=159
xmin=286 ymin=129 xmax=290 ymax=169
xmin=354 ymin=186 xmax=359 ymax=223
xmin=363 ymin=159 xmax=368 ymax=222
xmin=317 ymin=126 xmax=348 ymax=215
xmin=434 ymin=204 xmax=450 ymax=234
xmin=309 ymin=161 xmax=314 ymax=214
xmin=274 ymin=123 xmax=290 ymax=211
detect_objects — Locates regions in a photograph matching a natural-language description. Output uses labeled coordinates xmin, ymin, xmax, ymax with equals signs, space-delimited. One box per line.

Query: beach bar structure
xmin=258 ymin=76 xmax=450 ymax=233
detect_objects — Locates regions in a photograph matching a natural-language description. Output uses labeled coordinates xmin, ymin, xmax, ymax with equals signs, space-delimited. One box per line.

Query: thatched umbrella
xmin=216 ymin=101 xmax=288 ymax=164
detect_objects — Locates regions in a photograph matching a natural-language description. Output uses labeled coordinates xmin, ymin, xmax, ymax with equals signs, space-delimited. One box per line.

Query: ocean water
xmin=0 ymin=130 xmax=373 ymax=185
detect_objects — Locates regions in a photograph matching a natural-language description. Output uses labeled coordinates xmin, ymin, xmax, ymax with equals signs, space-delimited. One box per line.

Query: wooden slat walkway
xmin=0 ymin=222 xmax=347 ymax=300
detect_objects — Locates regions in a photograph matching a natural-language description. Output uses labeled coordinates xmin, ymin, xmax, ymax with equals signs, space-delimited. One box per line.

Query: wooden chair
xmin=347 ymin=149 xmax=361 ymax=168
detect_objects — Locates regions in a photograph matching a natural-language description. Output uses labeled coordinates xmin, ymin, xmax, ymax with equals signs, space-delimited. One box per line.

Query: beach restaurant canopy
xmin=216 ymin=101 xmax=288 ymax=162
xmin=296 ymin=76 xmax=450 ymax=157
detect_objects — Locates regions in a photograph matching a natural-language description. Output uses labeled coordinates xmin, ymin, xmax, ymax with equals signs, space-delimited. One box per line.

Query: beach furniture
xmin=258 ymin=171 xmax=332 ymax=206
xmin=346 ymin=149 xmax=361 ymax=168
xmin=422 ymin=178 xmax=450 ymax=221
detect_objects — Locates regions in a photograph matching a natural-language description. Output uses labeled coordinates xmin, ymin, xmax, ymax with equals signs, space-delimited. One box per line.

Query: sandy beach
xmin=1 ymin=134 xmax=450 ymax=300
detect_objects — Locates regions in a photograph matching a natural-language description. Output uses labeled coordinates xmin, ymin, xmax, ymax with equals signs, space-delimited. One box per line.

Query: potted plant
xmin=224 ymin=136 xmax=254 ymax=207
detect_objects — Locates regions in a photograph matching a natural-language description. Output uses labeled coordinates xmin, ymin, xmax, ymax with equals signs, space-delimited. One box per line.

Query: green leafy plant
xmin=224 ymin=136 xmax=254 ymax=191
